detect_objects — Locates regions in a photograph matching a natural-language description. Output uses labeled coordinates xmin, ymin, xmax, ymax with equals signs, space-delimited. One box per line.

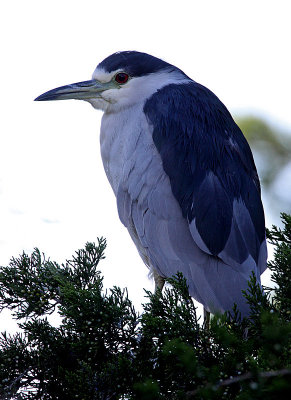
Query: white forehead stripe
xmin=92 ymin=67 xmax=124 ymax=83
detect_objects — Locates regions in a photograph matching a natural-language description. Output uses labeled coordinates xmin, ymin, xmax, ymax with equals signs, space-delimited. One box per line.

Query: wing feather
xmin=144 ymin=81 xmax=267 ymax=271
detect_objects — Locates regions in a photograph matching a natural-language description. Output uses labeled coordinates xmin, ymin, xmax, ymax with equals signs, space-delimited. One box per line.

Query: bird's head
xmin=35 ymin=51 xmax=189 ymax=113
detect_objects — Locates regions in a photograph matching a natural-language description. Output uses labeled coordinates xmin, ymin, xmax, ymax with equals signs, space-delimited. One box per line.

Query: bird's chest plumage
xmin=99 ymin=103 xmax=179 ymax=271
xmin=100 ymin=105 xmax=159 ymax=199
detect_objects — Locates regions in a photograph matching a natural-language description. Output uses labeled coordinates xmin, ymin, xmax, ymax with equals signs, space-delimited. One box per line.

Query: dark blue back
xmin=144 ymin=82 xmax=265 ymax=263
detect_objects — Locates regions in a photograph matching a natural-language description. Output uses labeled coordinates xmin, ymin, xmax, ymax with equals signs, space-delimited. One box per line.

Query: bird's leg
xmin=153 ymin=270 xmax=165 ymax=294
xmin=203 ymin=307 xmax=210 ymax=329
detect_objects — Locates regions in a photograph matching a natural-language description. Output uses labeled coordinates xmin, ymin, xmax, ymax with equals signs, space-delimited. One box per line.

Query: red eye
xmin=115 ymin=72 xmax=129 ymax=84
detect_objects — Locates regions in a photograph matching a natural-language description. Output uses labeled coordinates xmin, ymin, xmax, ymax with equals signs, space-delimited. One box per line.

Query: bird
xmin=35 ymin=51 xmax=267 ymax=318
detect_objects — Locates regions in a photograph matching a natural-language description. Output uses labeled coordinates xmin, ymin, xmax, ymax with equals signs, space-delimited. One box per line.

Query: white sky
xmin=0 ymin=0 xmax=290 ymax=331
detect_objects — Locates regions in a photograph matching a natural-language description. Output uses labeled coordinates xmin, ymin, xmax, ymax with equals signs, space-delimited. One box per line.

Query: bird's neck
xmin=99 ymin=104 xmax=147 ymax=194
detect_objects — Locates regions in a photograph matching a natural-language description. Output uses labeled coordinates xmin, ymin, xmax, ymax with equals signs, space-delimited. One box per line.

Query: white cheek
xmin=101 ymin=80 xmax=151 ymax=111
xmin=102 ymin=88 xmax=126 ymax=105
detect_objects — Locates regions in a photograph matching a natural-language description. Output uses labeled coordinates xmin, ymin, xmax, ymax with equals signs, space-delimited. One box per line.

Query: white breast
xmin=100 ymin=104 xmax=150 ymax=195
xmin=99 ymin=101 xmax=171 ymax=271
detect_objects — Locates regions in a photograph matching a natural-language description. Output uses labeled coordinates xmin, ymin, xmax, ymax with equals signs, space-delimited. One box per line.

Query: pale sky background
xmin=0 ymin=0 xmax=291 ymax=332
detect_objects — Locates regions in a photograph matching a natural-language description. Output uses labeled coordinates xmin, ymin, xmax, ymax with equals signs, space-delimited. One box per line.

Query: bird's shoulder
xmin=144 ymin=81 xmax=256 ymax=176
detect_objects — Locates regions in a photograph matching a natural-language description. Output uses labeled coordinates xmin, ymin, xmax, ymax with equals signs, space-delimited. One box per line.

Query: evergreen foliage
xmin=0 ymin=216 xmax=290 ymax=399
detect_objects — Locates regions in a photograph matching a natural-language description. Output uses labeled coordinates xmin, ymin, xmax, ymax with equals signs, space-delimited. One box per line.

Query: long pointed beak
xmin=34 ymin=79 xmax=113 ymax=101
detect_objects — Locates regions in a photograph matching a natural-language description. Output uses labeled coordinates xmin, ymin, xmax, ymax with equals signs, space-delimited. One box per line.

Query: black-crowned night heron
xmin=35 ymin=51 xmax=267 ymax=318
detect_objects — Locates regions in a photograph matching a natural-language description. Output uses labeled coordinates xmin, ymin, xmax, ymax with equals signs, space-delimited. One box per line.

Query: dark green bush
xmin=0 ymin=215 xmax=290 ymax=399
